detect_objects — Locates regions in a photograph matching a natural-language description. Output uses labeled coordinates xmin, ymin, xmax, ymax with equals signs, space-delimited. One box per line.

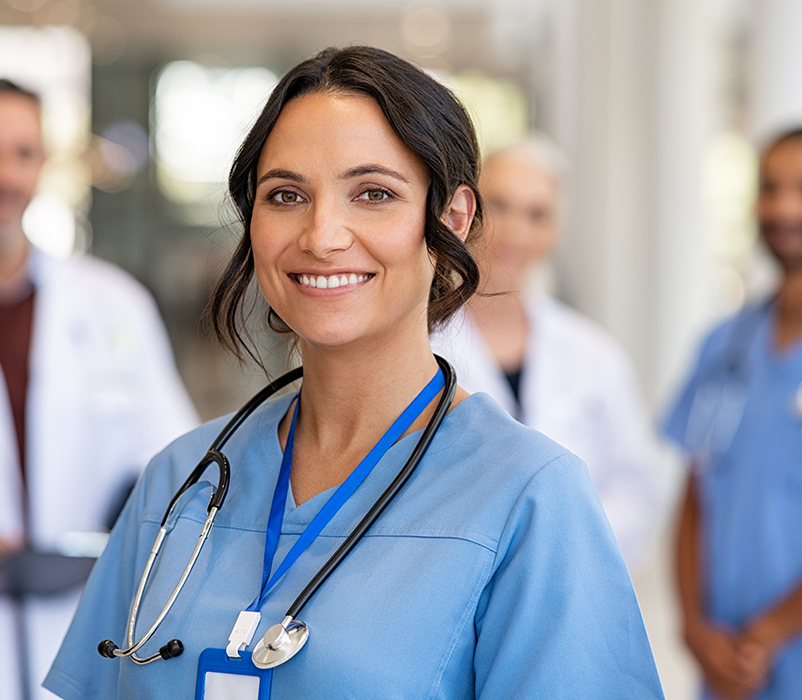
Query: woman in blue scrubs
xmin=44 ymin=46 xmax=664 ymax=700
xmin=665 ymin=129 xmax=802 ymax=700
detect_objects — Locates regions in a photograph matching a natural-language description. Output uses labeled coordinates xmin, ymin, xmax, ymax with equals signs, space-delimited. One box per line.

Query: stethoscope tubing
xmin=100 ymin=357 xmax=455 ymax=665
xmin=285 ymin=354 xmax=456 ymax=619
xmin=122 ymin=511 xmax=217 ymax=663
xmin=100 ymin=369 xmax=304 ymax=664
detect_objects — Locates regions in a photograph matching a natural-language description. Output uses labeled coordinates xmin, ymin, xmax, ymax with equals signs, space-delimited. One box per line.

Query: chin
xmin=762 ymin=226 xmax=802 ymax=263
xmin=296 ymin=324 xmax=365 ymax=350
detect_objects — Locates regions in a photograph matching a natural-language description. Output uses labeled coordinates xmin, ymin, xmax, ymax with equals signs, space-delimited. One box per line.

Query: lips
xmin=292 ymin=273 xmax=374 ymax=289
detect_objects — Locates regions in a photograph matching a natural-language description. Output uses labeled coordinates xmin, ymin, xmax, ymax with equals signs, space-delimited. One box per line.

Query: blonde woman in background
xmin=432 ymin=134 xmax=665 ymax=571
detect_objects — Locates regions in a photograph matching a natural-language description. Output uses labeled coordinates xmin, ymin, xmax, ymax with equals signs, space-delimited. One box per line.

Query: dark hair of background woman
xmin=209 ymin=45 xmax=483 ymax=364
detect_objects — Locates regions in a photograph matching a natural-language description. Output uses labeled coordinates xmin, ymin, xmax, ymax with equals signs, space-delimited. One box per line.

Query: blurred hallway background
xmin=3 ymin=0 xmax=802 ymax=696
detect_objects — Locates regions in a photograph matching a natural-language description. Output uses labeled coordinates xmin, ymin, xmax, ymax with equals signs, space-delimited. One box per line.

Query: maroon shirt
xmin=0 ymin=286 xmax=35 ymax=490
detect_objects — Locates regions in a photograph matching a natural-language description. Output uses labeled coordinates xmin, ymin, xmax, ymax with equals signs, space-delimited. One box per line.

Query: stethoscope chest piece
xmin=252 ymin=616 xmax=309 ymax=669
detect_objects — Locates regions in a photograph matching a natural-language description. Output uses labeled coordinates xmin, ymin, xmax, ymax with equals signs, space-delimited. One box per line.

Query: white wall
xmin=748 ymin=0 xmax=802 ymax=144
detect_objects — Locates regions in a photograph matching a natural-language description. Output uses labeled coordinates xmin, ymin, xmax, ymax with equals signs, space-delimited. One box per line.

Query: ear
xmin=442 ymin=184 xmax=477 ymax=243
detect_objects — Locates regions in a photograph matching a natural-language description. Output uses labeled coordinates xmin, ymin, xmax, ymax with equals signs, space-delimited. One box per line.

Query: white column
xmin=539 ymin=0 xmax=724 ymax=408
xmin=747 ymin=0 xmax=802 ymax=143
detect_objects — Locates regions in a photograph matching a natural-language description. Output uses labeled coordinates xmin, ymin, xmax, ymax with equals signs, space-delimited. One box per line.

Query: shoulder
xmin=446 ymin=391 xmax=577 ymax=471
xmin=533 ymin=295 xmax=634 ymax=374
xmin=61 ymin=254 xmax=152 ymax=299
xmin=416 ymin=393 xmax=601 ymax=547
xmin=667 ymin=301 xmax=772 ymax=393
xmin=136 ymin=392 xmax=293 ymax=523
xmin=661 ymin=300 xmax=771 ymax=444
xmin=537 ymin=295 xmax=615 ymax=346
xmin=34 ymin=250 xmax=156 ymax=308
xmin=694 ymin=300 xmax=771 ymax=364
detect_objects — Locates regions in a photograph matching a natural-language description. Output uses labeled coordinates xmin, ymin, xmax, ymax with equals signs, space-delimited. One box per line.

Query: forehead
xmin=761 ymin=138 xmax=802 ymax=175
xmin=481 ymin=153 xmax=558 ymax=200
xmin=257 ymin=91 xmax=427 ymax=179
xmin=0 ymin=93 xmax=42 ymax=141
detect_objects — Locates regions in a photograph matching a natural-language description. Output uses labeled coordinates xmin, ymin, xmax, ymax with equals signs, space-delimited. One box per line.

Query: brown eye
xmin=361 ymin=189 xmax=388 ymax=201
xmin=274 ymin=191 xmax=300 ymax=203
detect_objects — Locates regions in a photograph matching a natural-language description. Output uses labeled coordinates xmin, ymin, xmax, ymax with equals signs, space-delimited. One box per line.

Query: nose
xmin=489 ymin=207 xmax=529 ymax=246
xmin=768 ymin=189 xmax=802 ymax=222
xmin=298 ymin=197 xmax=354 ymax=259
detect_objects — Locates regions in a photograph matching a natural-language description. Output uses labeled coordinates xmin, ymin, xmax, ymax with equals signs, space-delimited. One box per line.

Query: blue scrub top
xmin=664 ymin=301 xmax=802 ymax=699
xmin=46 ymin=392 xmax=663 ymax=700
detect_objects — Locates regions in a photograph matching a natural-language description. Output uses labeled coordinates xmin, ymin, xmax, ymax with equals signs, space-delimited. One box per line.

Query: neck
xmin=296 ymin=329 xmax=440 ymax=443
xmin=280 ymin=320 xmax=447 ymax=504
xmin=480 ymin=261 xmax=523 ymax=297
xmin=0 ymin=228 xmax=30 ymax=292
xmin=775 ymin=270 xmax=802 ymax=349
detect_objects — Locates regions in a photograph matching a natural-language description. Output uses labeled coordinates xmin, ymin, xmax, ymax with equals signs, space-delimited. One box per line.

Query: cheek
xmin=526 ymin=222 xmax=557 ymax=254
xmin=378 ymin=221 xmax=433 ymax=292
xmin=15 ymin=161 xmax=42 ymax=191
xmin=250 ymin=221 xmax=286 ymax=296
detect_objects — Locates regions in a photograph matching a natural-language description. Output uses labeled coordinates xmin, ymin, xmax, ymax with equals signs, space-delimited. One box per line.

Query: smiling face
xmin=479 ymin=152 xmax=559 ymax=291
xmin=758 ymin=136 xmax=802 ymax=272
xmin=0 ymin=93 xmax=45 ymax=240
xmin=250 ymin=91 xmax=433 ymax=351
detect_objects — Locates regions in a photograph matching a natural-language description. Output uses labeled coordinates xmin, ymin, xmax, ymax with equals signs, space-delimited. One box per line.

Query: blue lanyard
xmin=246 ymin=367 xmax=444 ymax=612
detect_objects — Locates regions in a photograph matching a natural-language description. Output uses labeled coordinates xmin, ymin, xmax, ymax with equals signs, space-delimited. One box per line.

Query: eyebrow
xmin=341 ymin=164 xmax=410 ymax=183
xmin=256 ymin=164 xmax=410 ymax=188
xmin=256 ymin=169 xmax=306 ymax=187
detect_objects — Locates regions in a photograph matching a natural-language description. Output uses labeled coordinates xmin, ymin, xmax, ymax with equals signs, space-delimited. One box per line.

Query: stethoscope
xmin=685 ymin=298 xmax=802 ymax=470
xmin=98 ymin=355 xmax=456 ymax=668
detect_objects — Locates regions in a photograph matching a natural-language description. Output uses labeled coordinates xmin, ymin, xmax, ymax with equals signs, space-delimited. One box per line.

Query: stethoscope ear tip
xmin=98 ymin=640 xmax=119 ymax=658
xmin=159 ymin=639 xmax=184 ymax=660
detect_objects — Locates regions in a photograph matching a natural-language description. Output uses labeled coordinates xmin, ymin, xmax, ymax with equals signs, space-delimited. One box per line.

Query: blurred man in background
xmin=665 ymin=128 xmax=802 ymax=699
xmin=431 ymin=134 xmax=666 ymax=572
xmin=0 ymin=78 xmax=197 ymax=699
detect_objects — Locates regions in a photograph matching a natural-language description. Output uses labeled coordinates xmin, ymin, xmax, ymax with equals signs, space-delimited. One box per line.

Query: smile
xmin=293 ymin=273 xmax=373 ymax=289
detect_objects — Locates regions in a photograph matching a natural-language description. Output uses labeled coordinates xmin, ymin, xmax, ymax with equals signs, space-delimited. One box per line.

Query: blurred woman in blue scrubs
xmin=665 ymin=128 xmax=802 ymax=699
xmin=44 ymin=46 xmax=664 ymax=700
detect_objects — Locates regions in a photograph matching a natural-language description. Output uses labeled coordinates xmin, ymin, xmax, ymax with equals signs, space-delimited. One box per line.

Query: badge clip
xmin=226 ymin=611 xmax=261 ymax=658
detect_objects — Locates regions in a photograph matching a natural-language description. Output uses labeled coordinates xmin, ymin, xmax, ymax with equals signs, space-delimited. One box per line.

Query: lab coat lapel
xmin=519 ymin=294 xmax=544 ymax=427
xmin=520 ymin=294 xmax=584 ymax=438
xmin=26 ymin=251 xmax=83 ymax=547
xmin=0 ymin=367 xmax=24 ymax=542
xmin=458 ymin=313 xmax=518 ymax=417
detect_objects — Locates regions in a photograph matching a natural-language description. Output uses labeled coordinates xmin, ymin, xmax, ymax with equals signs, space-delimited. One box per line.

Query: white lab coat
xmin=431 ymin=293 xmax=663 ymax=571
xmin=0 ymin=249 xmax=198 ymax=700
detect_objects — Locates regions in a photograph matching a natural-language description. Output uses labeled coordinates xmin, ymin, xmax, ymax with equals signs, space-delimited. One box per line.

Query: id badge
xmin=195 ymin=648 xmax=272 ymax=700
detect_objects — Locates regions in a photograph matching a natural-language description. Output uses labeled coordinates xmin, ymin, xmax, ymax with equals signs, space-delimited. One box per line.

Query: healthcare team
xmin=0 ymin=43 xmax=799 ymax=700
xmin=44 ymin=46 xmax=662 ymax=698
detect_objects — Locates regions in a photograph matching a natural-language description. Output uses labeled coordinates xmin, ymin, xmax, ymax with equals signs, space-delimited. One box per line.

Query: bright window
xmin=153 ymin=61 xmax=277 ymax=222
xmin=0 ymin=26 xmax=91 ymax=258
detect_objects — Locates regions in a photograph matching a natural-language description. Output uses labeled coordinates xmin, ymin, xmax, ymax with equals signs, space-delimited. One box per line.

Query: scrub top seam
xmin=138 ymin=515 xmax=499 ymax=552
xmin=426 ymin=550 xmax=494 ymax=700
xmin=41 ymin=668 xmax=84 ymax=700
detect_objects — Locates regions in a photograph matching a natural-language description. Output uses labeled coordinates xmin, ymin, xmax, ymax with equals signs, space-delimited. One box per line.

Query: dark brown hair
xmin=209 ymin=45 xmax=482 ymax=363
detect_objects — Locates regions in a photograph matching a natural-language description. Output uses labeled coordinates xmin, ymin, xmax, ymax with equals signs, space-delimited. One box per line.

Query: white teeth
xmin=296 ymin=273 xmax=371 ymax=288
